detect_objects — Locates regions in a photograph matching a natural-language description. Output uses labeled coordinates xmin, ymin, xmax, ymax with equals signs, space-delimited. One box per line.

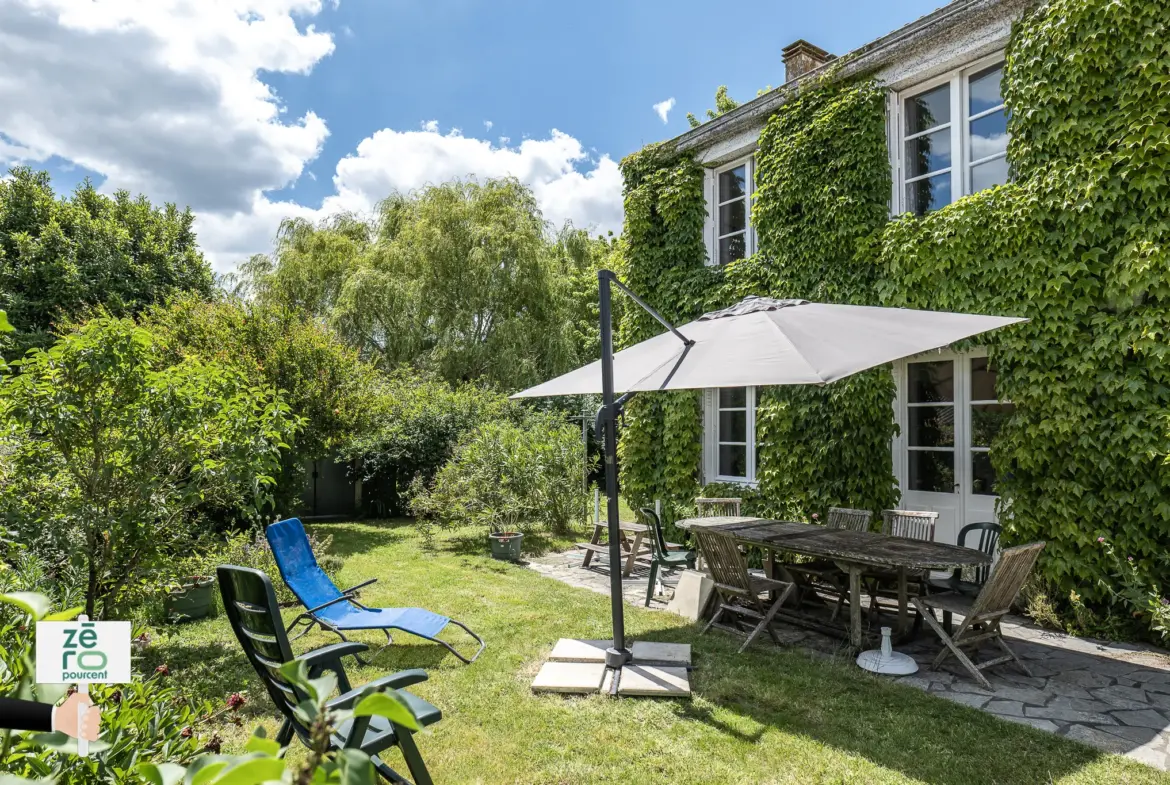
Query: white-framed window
xmin=895 ymin=54 xmax=1009 ymax=216
xmin=711 ymin=386 xmax=759 ymax=483
xmin=714 ymin=157 xmax=755 ymax=266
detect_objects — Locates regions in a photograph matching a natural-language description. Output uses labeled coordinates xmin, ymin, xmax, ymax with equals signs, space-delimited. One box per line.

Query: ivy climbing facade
xmin=618 ymin=0 xmax=1170 ymax=637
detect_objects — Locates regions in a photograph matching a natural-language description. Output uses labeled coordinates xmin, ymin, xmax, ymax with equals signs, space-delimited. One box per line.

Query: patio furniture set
xmin=581 ymin=498 xmax=1044 ymax=691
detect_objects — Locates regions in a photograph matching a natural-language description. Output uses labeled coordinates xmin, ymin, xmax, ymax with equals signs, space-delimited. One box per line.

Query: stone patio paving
xmin=527 ymin=546 xmax=1170 ymax=771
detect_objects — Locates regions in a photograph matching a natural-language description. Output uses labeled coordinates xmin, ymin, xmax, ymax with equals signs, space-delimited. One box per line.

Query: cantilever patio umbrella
xmin=512 ymin=270 xmax=1027 ymax=668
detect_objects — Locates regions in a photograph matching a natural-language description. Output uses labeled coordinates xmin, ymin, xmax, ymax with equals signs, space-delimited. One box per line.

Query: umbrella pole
xmin=595 ymin=269 xmax=692 ymax=668
xmin=598 ymin=270 xmax=630 ymax=668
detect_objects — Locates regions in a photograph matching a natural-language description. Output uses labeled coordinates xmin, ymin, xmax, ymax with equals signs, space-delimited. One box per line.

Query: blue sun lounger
xmin=266 ymin=518 xmax=485 ymax=664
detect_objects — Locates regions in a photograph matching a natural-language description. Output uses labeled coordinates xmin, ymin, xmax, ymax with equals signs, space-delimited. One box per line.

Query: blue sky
xmin=0 ymin=0 xmax=944 ymax=269
xmin=267 ymin=0 xmax=944 ymax=207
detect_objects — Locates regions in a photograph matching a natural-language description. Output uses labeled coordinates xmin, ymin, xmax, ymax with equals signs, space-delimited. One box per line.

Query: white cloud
xmin=653 ymin=97 xmax=676 ymax=124
xmin=483 ymin=120 xmax=493 ymax=131
xmin=0 ymin=1 xmax=623 ymax=271
xmin=318 ymin=125 xmax=623 ymax=235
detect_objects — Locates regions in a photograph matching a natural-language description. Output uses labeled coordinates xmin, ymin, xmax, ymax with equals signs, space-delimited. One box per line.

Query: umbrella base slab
xmin=534 ymin=639 xmax=692 ymax=697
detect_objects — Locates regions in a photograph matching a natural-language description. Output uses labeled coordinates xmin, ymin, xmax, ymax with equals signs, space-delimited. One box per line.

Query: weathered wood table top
xmin=676 ymin=517 xmax=990 ymax=571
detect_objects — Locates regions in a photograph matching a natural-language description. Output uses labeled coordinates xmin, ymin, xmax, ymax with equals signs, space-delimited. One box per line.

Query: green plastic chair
xmin=638 ymin=507 xmax=696 ymax=606
xmin=217 ymin=564 xmax=442 ymax=784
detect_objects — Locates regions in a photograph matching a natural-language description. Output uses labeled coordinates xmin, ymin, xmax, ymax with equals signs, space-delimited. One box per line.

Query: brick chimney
xmin=782 ymin=39 xmax=835 ymax=83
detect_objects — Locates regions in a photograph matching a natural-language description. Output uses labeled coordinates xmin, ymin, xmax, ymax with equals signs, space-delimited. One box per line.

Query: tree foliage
xmin=242 ymin=179 xmax=609 ymax=391
xmin=142 ymin=294 xmax=378 ymax=514
xmin=686 ymin=86 xmax=741 ymax=129
xmin=0 ymin=318 xmax=298 ymax=617
xmin=0 ymin=169 xmax=214 ymax=355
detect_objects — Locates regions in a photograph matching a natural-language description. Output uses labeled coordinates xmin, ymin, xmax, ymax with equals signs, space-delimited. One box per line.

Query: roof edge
xmin=671 ymin=0 xmax=1032 ymax=154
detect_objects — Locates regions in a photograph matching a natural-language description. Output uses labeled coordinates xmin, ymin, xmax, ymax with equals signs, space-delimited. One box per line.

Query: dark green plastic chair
xmin=638 ymin=507 xmax=696 ymax=606
xmin=217 ymin=565 xmax=441 ymax=784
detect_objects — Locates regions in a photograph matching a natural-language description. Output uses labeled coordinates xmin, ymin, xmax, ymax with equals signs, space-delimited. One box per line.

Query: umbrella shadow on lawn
xmin=622 ymin=620 xmax=1117 ymax=785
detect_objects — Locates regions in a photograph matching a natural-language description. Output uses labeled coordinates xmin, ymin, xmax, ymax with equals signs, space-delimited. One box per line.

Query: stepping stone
xmin=999 ymin=715 xmax=1060 ymax=732
xmin=1026 ymin=706 xmax=1115 ymax=725
xmin=531 ymin=661 xmax=606 ymax=694
xmin=1091 ymin=685 xmax=1151 ymax=710
xmin=1051 ymin=669 xmax=1116 ymax=690
xmin=1063 ymin=724 xmax=1133 ymax=755
xmin=985 ymin=683 xmax=1049 ymax=705
xmin=631 ymin=641 xmax=691 ymax=666
xmin=939 ymin=692 xmax=990 ymax=709
xmin=1113 ymin=709 xmax=1169 ymax=729
xmin=1097 ymin=724 xmax=1164 ymax=745
xmin=986 ymin=700 xmax=1026 ymax=717
xmin=616 ymin=665 xmax=690 ymax=697
xmin=548 ymin=638 xmax=611 ymax=663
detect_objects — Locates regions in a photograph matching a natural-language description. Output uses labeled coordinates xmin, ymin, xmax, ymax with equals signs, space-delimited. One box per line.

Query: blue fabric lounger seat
xmin=267 ymin=518 xmax=485 ymax=664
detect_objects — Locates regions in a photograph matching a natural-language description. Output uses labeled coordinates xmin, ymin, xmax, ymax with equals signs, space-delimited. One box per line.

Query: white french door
xmin=892 ymin=350 xmax=1013 ymax=545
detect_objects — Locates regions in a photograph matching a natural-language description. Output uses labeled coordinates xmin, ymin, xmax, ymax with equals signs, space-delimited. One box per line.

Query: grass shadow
xmin=310 ymin=518 xmax=411 ymax=558
xmin=438 ymin=527 xmax=586 ymax=559
xmin=622 ymin=618 xmax=1127 ymax=785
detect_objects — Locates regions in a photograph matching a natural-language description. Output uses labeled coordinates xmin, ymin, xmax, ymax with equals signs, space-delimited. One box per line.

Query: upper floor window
xmin=716 ymin=157 xmax=754 ymax=265
xmin=898 ymin=58 xmax=1009 ymax=216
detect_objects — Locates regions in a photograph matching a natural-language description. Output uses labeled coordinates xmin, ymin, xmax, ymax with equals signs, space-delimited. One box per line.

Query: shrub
xmin=412 ymin=413 xmax=591 ymax=535
xmin=342 ymin=372 xmax=517 ymax=515
xmin=143 ymin=295 xmax=378 ymax=518
xmin=149 ymin=525 xmax=341 ymax=618
xmin=0 ymin=600 xmax=211 ymax=783
xmin=0 ymin=317 xmax=299 ymax=618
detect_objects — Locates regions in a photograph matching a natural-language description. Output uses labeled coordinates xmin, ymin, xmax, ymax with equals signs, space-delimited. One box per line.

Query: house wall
xmin=621 ymin=0 xmax=1170 ymax=625
xmin=695 ymin=3 xmax=1023 ymax=529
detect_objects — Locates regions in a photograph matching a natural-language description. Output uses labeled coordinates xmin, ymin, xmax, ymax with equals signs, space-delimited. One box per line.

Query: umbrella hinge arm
xmin=606 ymin=272 xmax=692 ymax=348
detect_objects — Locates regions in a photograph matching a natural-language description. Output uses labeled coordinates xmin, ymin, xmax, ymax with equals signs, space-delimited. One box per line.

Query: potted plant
xmin=486 ymin=498 xmax=525 ymax=562
xmin=488 ymin=523 xmax=524 ymax=561
xmin=163 ymin=575 xmax=216 ymax=622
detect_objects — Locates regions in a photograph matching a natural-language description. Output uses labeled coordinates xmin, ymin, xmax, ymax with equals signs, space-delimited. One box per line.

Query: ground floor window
xmin=708 ymin=386 xmax=759 ymax=483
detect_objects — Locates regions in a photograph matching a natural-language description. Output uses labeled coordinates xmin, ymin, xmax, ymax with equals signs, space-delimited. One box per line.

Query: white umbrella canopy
xmin=513 ymin=296 xmax=1027 ymax=398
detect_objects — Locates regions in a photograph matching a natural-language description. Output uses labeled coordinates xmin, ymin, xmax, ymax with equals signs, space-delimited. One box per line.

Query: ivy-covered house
xmin=618 ymin=0 xmax=1170 ymax=629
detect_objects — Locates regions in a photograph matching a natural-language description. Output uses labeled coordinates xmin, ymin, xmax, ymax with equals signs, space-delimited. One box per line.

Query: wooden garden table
xmin=676 ymin=516 xmax=991 ymax=648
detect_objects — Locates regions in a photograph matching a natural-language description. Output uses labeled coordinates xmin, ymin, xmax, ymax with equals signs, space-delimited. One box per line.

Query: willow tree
xmin=242 ymin=178 xmax=605 ymax=391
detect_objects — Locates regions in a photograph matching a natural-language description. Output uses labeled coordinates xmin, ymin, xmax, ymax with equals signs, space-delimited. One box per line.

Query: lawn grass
xmin=149 ymin=520 xmax=1169 ymax=785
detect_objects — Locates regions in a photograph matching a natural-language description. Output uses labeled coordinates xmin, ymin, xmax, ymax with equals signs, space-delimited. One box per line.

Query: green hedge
xmin=618 ymin=0 xmax=1170 ymax=635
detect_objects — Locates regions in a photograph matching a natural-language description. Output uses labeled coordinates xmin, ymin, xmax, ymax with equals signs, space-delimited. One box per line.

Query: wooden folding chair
xmin=695 ymin=497 xmax=742 ymax=518
xmin=866 ymin=509 xmax=939 ymax=615
xmin=881 ymin=509 xmax=939 ymax=541
xmin=783 ymin=507 xmax=871 ymax=619
xmin=826 ymin=506 xmax=872 ymax=532
xmin=693 ymin=527 xmax=795 ymax=654
xmin=911 ymin=541 xmax=1045 ymax=690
